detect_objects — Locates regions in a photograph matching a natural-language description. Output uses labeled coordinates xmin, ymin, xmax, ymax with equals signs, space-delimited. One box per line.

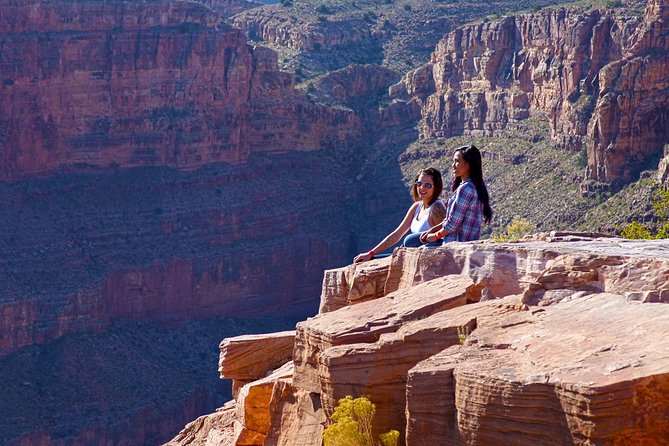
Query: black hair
xmin=451 ymin=145 xmax=493 ymax=224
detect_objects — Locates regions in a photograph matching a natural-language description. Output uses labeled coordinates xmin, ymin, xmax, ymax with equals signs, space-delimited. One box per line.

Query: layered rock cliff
xmin=394 ymin=0 xmax=669 ymax=185
xmin=0 ymin=1 xmax=366 ymax=442
xmin=171 ymin=233 xmax=669 ymax=445
xmin=0 ymin=0 xmax=362 ymax=182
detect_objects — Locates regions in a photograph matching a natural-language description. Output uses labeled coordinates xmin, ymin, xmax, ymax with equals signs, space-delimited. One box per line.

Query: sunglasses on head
xmin=415 ymin=181 xmax=433 ymax=189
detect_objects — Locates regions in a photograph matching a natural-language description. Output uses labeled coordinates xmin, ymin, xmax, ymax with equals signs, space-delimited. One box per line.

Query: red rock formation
xmin=588 ymin=0 xmax=669 ymax=184
xmin=219 ymin=331 xmax=295 ymax=397
xmin=0 ymin=0 xmax=362 ymax=182
xmin=0 ymin=228 xmax=341 ymax=355
xmin=396 ymin=0 xmax=668 ymax=184
xmin=171 ymin=234 xmax=669 ymax=445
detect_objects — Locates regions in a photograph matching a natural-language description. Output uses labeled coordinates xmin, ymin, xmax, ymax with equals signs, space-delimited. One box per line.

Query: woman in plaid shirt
xmin=421 ymin=145 xmax=492 ymax=243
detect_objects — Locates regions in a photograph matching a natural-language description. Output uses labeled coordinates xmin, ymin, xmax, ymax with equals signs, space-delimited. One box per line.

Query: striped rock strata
xmin=169 ymin=234 xmax=669 ymax=445
xmin=395 ymin=0 xmax=669 ymax=185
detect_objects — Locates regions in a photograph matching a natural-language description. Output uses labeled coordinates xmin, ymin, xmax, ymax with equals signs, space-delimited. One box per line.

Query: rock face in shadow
xmin=0 ymin=153 xmax=356 ymax=355
xmin=0 ymin=0 xmax=368 ymax=356
xmin=0 ymin=0 xmax=362 ymax=182
xmin=394 ymin=0 xmax=668 ymax=185
xmin=171 ymin=234 xmax=669 ymax=445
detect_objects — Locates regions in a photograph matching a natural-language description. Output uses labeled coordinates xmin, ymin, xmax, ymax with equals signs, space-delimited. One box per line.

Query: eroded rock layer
xmin=395 ymin=0 xmax=669 ymax=184
xmin=174 ymin=234 xmax=669 ymax=446
xmin=0 ymin=0 xmax=362 ymax=182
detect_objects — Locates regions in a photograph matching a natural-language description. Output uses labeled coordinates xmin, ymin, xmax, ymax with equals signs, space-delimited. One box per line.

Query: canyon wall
xmin=394 ymin=0 xmax=669 ymax=185
xmin=0 ymin=1 xmax=370 ymax=442
xmin=0 ymin=0 xmax=362 ymax=182
xmin=0 ymin=152 xmax=357 ymax=355
xmin=171 ymin=233 xmax=669 ymax=445
xmin=0 ymin=0 xmax=369 ymax=355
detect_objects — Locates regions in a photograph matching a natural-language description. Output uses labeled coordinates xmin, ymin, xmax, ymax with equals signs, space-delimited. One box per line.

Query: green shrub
xmin=494 ymin=217 xmax=537 ymax=242
xmin=620 ymin=221 xmax=653 ymax=239
xmin=620 ymin=186 xmax=669 ymax=239
xmin=323 ymin=396 xmax=400 ymax=446
xmin=379 ymin=430 xmax=400 ymax=446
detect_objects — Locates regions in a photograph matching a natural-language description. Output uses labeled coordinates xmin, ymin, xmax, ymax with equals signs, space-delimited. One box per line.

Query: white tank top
xmin=410 ymin=201 xmax=438 ymax=233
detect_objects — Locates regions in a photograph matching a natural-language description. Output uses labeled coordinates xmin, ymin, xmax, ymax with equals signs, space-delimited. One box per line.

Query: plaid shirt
xmin=443 ymin=179 xmax=482 ymax=242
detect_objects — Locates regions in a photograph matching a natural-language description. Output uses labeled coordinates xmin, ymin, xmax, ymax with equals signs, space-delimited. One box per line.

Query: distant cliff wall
xmin=395 ymin=0 xmax=668 ymax=184
xmin=0 ymin=0 xmax=362 ymax=182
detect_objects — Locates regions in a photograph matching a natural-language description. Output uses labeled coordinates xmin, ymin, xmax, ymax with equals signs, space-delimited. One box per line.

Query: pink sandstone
xmin=219 ymin=331 xmax=295 ymax=397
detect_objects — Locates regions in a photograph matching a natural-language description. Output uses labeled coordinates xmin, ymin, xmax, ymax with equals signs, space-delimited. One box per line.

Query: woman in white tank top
xmin=354 ymin=167 xmax=446 ymax=263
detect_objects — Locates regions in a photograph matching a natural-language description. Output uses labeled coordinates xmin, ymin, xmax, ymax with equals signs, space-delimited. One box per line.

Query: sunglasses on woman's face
xmin=415 ymin=181 xmax=433 ymax=189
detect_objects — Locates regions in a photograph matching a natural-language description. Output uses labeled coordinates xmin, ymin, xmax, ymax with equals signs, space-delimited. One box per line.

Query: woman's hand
xmin=420 ymin=231 xmax=440 ymax=243
xmin=354 ymin=251 xmax=373 ymax=263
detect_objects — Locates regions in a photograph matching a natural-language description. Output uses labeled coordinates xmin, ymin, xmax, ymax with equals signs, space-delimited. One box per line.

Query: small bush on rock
xmin=620 ymin=185 xmax=669 ymax=239
xmin=323 ymin=396 xmax=400 ymax=446
xmin=494 ymin=217 xmax=536 ymax=242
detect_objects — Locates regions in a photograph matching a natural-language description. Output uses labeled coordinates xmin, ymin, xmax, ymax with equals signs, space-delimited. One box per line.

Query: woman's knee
xmin=403 ymin=233 xmax=423 ymax=247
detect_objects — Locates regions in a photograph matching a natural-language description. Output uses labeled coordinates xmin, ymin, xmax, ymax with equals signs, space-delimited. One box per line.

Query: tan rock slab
xmin=233 ymin=362 xmax=294 ymax=446
xmin=264 ymin=381 xmax=325 ymax=446
xmin=406 ymin=293 xmax=669 ymax=445
xmin=319 ymin=257 xmax=392 ymax=313
xmin=293 ymin=274 xmax=477 ymax=394
xmin=219 ymin=331 xmax=295 ymax=397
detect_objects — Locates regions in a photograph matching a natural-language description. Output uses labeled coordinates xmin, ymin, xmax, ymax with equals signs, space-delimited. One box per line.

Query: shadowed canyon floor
xmin=172 ymin=234 xmax=669 ymax=445
xmin=0 ymin=315 xmax=299 ymax=445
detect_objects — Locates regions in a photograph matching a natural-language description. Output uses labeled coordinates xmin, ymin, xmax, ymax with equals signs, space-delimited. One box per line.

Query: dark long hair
xmin=451 ymin=145 xmax=493 ymax=224
xmin=410 ymin=167 xmax=443 ymax=205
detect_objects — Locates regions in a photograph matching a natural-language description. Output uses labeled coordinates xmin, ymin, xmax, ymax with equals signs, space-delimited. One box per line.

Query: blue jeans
xmin=403 ymin=232 xmax=443 ymax=248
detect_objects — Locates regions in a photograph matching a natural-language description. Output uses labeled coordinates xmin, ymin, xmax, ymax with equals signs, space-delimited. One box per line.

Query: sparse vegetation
xmin=619 ymin=184 xmax=669 ymax=239
xmin=457 ymin=325 xmax=470 ymax=344
xmin=494 ymin=217 xmax=537 ymax=242
xmin=323 ymin=396 xmax=400 ymax=446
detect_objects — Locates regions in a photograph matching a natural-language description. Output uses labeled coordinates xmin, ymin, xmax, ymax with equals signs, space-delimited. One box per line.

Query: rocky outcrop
xmin=395 ymin=0 xmax=668 ymax=185
xmin=232 ymin=8 xmax=376 ymax=52
xmin=219 ymin=331 xmax=295 ymax=397
xmin=197 ymin=0 xmax=261 ymax=17
xmin=406 ymin=292 xmax=669 ymax=445
xmin=588 ymin=0 xmax=669 ymax=184
xmin=167 ymin=401 xmax=237 ymax=446
xmin=318 ymin=257 xmax=391 ymax=313
xmin=0 ymin=0 xmax=362 ymax=182
xmin=171 ymin=234 xmax=669 ymax=445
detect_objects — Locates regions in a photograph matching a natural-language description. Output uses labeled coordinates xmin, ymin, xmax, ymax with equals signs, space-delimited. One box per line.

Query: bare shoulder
xmin=432 ymin=200 xmax=446 ymax=211
xmin=430 ymin=200 xmax=446 ymax=222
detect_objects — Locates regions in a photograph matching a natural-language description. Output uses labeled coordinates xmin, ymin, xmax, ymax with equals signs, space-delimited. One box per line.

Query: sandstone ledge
xmin=170 ymin=235 xmax=669 ymax=446
xmin=219 ymin=331 xmax=295 ymax=397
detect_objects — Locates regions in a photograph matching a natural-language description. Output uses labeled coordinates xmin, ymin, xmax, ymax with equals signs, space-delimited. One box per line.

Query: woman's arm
xmin=419 ymin=221 xmax=443 ymax=243
xmin=354 ymin=202 xmax=419 ymax=263
xmin=425 ymin=185 xmax=476 ymax=242
xmin=428 ymin=200 xmax=446 ymax=227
